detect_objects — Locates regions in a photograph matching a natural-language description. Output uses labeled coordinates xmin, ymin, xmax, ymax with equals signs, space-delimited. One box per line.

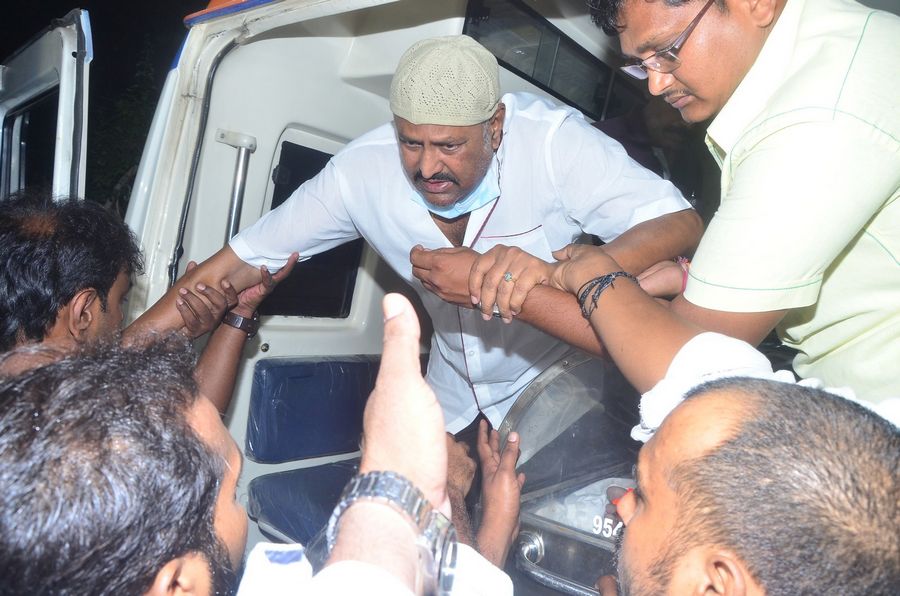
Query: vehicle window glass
xmin=1 ymin=90 xmax=58 ymax=198
xmin=259 ymin=141 xmax=362 ymax=319
xmin=465 ymin=0 xmax=644 ymax=120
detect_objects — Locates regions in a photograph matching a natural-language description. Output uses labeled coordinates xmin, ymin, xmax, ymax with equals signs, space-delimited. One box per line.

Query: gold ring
xmin=503 ymin=272 xmax=514 ymax=282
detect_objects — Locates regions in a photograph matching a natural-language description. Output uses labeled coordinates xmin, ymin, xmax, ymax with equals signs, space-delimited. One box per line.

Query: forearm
xmin=195 ymin=323 xmax=247 ymax=415
xmin=475 ymin=515 xmax=516 ymax=568
xmin=669 ymin=294 xmax=785 ymax=347
xmin=585 ymin=279 xmax=700 ymax=393
xmin=602 ymin=209 xmax=703 ymax=274
xmin=126 ymin=246 xmax=260 ymax=338
xmin=448 ymin=488 xmax=476 ymax=547
xmin=516 ymin=286 xmax=607 ymax=357
xmin=327 ymin=501 xmax=419 ymax=590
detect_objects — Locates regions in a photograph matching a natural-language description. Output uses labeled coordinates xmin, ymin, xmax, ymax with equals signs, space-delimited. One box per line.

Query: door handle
xmin=516 ymin=531 xmax=599 ymax=596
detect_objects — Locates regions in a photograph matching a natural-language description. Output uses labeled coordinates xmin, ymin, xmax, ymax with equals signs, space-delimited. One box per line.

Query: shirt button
xmin=467 ymin=350 xmax=475 ymax=357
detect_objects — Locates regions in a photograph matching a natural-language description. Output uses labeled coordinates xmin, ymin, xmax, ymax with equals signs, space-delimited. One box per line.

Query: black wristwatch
xmin=222 ymin=310 xmax=260 ymax=339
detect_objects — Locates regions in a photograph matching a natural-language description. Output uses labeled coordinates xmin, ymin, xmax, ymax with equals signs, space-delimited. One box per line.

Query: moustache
xmin=414 ymin=171 xmax=458 ymax=185
xmin=663 ymin=89 xmax=691 ymax=103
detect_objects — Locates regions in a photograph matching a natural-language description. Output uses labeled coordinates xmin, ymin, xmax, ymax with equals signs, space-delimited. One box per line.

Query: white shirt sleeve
xmin=450 ymin=544 xmax=514 ymax=596
xmin=236 ymin=542 xmax=512 ymax=595
xmin=548 ymin=114 xmax=691 ymax=241
xmin=229 ymin=159 xmax=361 ymax=270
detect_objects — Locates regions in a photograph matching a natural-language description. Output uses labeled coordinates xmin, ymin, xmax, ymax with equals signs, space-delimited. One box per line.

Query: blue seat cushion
xmin=246 ymin=356 xmax=379 ymax=463
xmin=247 ymin=459 xmax=359 ymax=545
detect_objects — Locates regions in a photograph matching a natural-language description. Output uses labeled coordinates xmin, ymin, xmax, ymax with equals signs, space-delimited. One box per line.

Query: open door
xmin=0 ymin=9 xmax=92 ymax=200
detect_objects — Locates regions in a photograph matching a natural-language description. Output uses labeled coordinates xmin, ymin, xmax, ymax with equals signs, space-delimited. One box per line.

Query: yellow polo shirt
xmin=685 ymin=0 xmax=900 ymax=401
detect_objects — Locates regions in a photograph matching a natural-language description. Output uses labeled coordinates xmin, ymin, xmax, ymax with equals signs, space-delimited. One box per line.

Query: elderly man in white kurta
xmin=136 ymin=35 xmax=701 ymax=433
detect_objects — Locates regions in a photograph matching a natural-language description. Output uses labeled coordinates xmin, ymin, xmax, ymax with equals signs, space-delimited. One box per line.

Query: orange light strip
xmin=185 ymin=0 xmax=254 ymax=24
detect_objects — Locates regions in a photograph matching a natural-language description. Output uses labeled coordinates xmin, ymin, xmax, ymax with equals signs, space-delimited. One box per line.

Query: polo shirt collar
xmin=706 ymin=0 xmax=805 ymax=158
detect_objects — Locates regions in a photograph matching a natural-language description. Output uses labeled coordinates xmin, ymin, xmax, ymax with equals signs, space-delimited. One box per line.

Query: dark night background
xmin=0 ymin=0 xmax=208 ymax=213
xmin=3 ymin=0 xmax=896 ymax=215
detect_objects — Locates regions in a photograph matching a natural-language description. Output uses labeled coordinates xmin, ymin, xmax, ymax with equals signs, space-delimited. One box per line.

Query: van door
xmin=0 ymin=9 xmax=91 ymax=200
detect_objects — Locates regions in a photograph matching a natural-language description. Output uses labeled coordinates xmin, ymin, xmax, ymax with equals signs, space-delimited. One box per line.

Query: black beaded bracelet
xmin=577 ymin=271 xmax=638 ymax=319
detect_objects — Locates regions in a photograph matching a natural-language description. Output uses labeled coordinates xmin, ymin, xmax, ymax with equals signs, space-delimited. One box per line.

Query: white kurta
xmin=231 ymin=92 xmax=690 ymax=432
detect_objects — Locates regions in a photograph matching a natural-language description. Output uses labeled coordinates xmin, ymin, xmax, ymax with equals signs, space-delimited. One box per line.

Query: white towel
xmin=632 ymin=332 xmax=897 ymax=442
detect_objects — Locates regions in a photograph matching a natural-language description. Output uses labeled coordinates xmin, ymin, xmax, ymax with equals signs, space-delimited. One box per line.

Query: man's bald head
xmin=657 ymin=378 xmax=899 ymax=594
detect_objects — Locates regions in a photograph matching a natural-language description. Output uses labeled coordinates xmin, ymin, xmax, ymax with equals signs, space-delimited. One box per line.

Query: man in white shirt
xmin=132 ymin=35 xmax=701 ymax=433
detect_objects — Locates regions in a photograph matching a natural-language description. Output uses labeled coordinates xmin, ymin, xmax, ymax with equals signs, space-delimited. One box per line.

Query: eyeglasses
xmin=620 ymin=0 xmax=716 ymax=80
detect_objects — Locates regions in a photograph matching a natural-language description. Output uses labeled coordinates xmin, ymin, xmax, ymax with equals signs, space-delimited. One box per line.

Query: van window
xmin=258 ymin=141 xmax=362 ymax=319
xmin=1 ymin=90 xmax=58 ymax=198
xmin=464 ymin=0 xmax=644 ymax=120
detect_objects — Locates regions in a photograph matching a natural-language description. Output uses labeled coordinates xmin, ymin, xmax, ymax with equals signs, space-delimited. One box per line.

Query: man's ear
xmin=66 ymin=288 xmax=101 ymax=341
xmin=490 ymin=103 xmax=506 ymax=150
xmin=700 ymin=548 xmax=758 ymax=596
xmin=44 ymin=288 xmax=100 ymax=344
xmin=677 ymin=547 xmax=758 ymax=596
xmin=740 ymin=0 xmax=780 ymax=28
xmin=145 ymin=554 xmax=211 ymax=596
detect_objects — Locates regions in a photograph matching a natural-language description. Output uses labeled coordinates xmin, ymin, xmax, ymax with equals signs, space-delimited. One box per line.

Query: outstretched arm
xmin=125 ymin=246 xmax=262 ymax=340
xmin=547 ymin=244 xmax=703 ymax=392
xmin=412 ymin=209 xmax=701 ymax=357
xmin=472 ymin=209 xmax=701 ymax=344
xmin=411 ymin=245 xmax=607 ymax=356
xmin=196 ymin=254 xmax=298 ymax=414
xmin=600 ymin=209 xmax=702 ymax=275
xmin=328 ymin=294 xmax=449 ymax=588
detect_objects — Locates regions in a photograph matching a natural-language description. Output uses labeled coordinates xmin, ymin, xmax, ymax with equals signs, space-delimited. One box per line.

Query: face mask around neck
xmin=409 ymin=154 xmax=500 ymax=219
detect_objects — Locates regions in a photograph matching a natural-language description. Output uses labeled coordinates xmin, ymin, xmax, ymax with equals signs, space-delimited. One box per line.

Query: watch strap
xmin=222 ymin=310 xmax=259 ymax=338
xmin=326 ymin=471 xmax=431 ymax=552
xmin=326 ymin=471 xmax=457 ymax=595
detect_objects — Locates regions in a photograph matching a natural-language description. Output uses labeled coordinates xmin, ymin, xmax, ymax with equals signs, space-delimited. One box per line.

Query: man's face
xmin=188 ymin=396 xmax=249 ymax=589
xmin=87 ymin=269 xmax=131 ymax=341
xmin=395 ymin=108 xmax=503 ymax=211
xmin=617 ymin=0 xmax=766 ymax=123
xmin=613 ymin=394 xmax=744 ymax=594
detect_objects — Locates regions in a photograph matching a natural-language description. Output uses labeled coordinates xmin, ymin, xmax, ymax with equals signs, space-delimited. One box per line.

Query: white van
xmin=1 ymin=0 xmax=651 ymax=589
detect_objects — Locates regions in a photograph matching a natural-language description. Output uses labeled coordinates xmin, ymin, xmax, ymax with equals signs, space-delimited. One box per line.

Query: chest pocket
xmin=474 ymin=224 xmax=555 ymax=263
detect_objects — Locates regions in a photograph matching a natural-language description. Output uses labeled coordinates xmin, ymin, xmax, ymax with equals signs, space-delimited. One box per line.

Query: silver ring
xmin=503 ymin=271 xmax=514 ymax=282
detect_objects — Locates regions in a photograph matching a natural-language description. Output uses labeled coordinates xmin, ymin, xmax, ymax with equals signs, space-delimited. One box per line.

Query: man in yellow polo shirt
xmin=580 ymin=0 xmax=900 ymax=401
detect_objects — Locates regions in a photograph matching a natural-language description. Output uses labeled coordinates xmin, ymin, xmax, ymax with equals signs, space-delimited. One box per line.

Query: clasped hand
xmin=410 ymin=244 xmax=555 ymax=323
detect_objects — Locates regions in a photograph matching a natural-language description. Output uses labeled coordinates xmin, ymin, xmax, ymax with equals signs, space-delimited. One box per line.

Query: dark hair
xmin=0 ymin=335 xmax=229 ymax=595
xmin=587 ymin=0 xmax=725 ymax=36
xmin=666 ymin=378 xmax=900 ymax=595
xmin=0 ymin=192 xmax=143 ymax=350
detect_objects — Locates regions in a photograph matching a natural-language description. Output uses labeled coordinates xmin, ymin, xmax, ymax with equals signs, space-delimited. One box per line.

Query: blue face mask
xmin=409 ymin=154 xmax=500 ymax=219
